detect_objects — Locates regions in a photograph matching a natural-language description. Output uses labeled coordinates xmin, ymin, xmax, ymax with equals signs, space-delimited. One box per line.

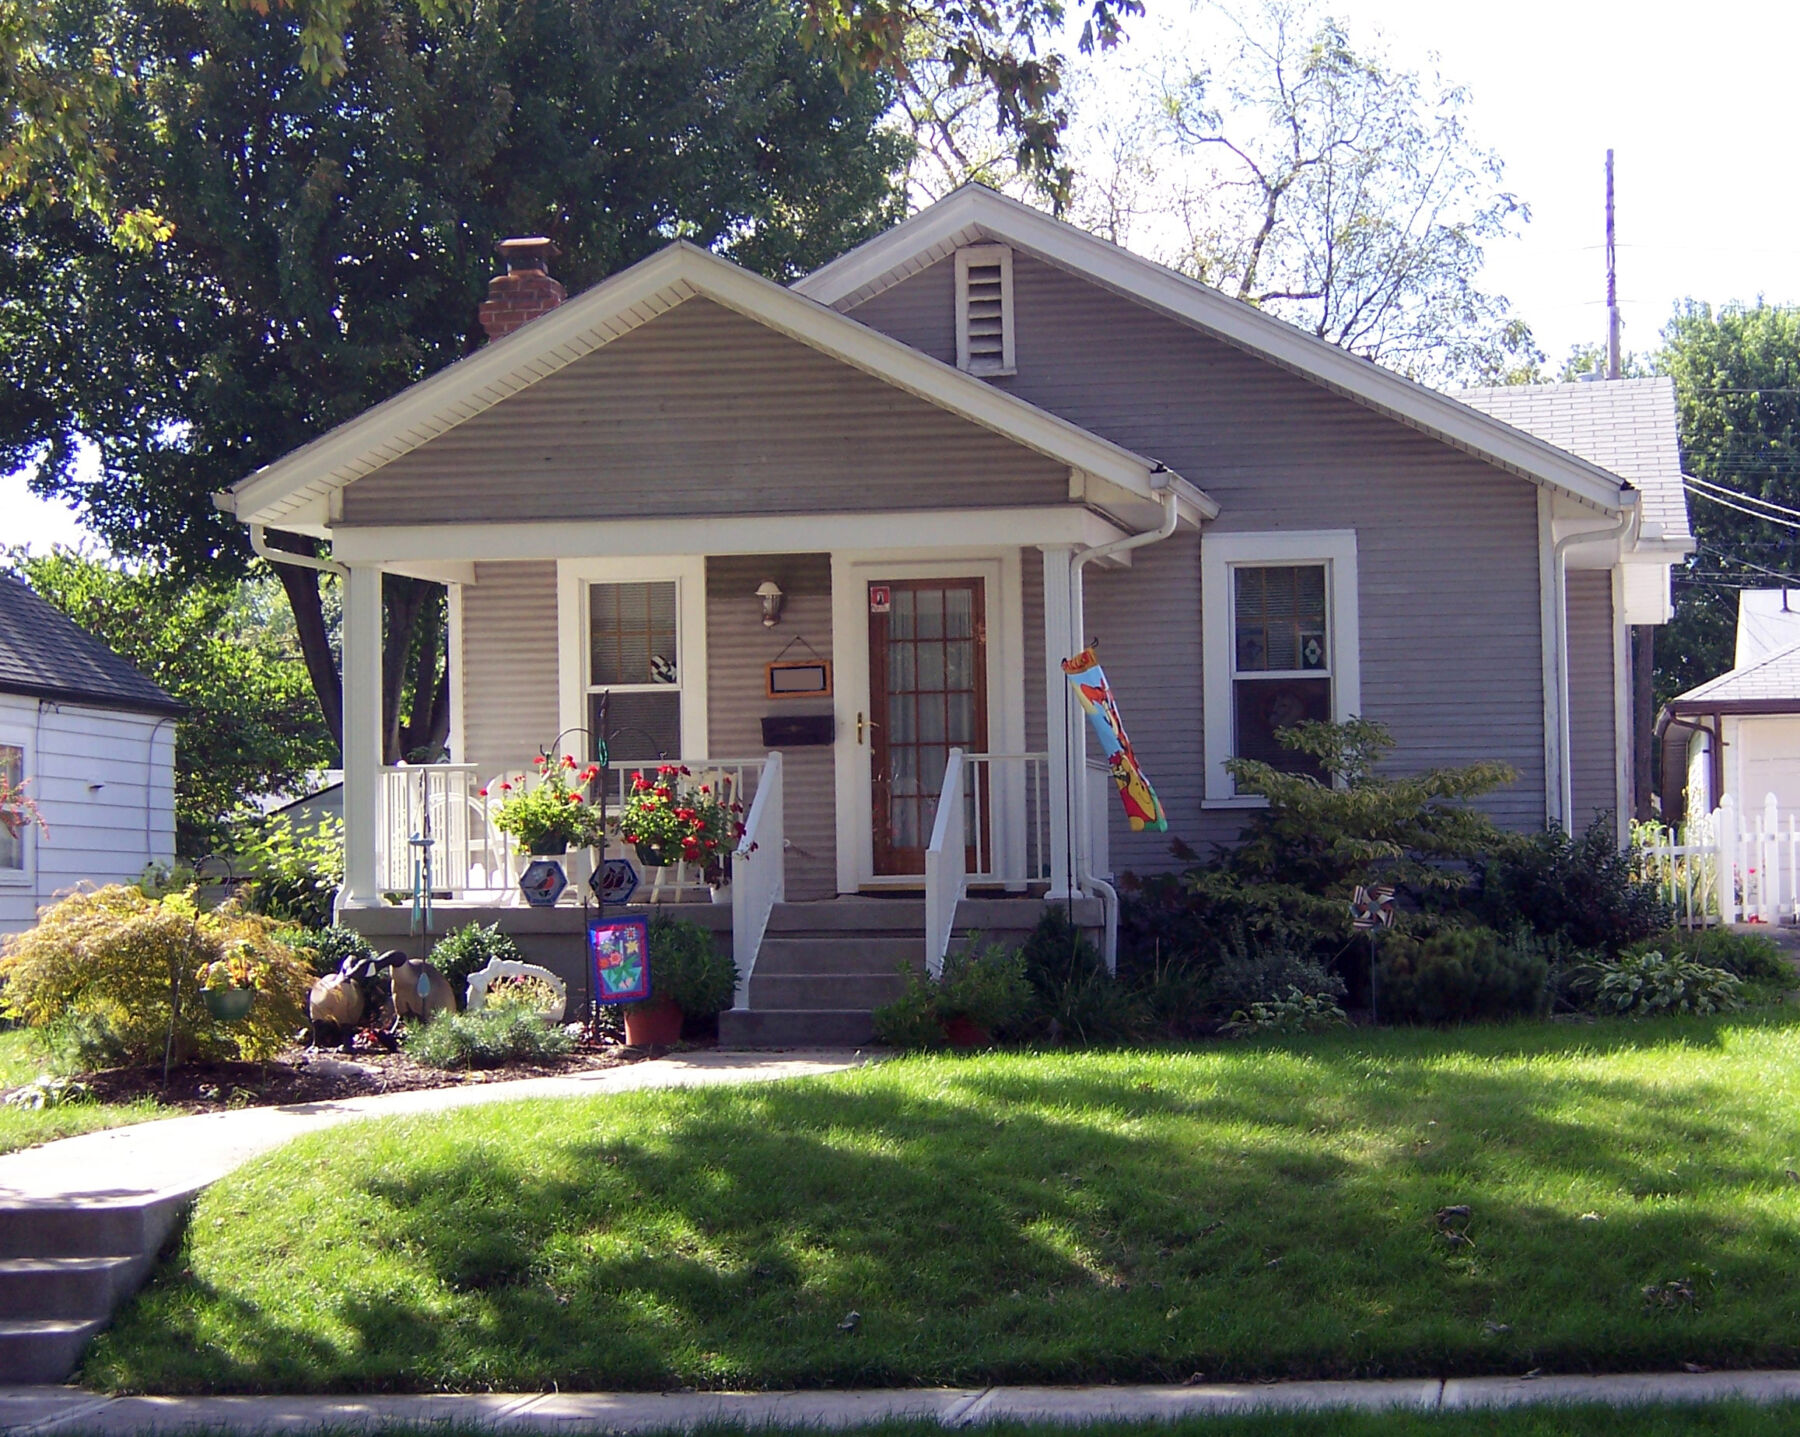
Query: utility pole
xmin=1607 ymin=149 xmax=1658 ymax=820
xmin=1606 ymin=149 xmax=1622 ymax=381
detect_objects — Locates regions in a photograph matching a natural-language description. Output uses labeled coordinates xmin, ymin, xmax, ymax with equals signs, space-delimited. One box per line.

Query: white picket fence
xmin=1635 ymin=792 xmax=1800 ymax=926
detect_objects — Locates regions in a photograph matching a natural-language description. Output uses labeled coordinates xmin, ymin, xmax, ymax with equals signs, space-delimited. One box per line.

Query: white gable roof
xmin=797 ymin=185 xmax=1639 ymax=518
xmin=1457 ymin=378 xmax=1692 ymax=548
xmin=224 ymin=239 xmax=1215 ymax=531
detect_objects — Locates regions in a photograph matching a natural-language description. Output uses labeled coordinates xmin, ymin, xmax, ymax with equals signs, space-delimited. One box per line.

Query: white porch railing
xmin=923 ymin=750 xmax=1051 ymax=975
xmin=377 ymin=765 xmax=516 ymax=899
xmin=730 ymin=752 xmax=784 ymax=1009
xmin=375 ymin=756 xmax=766 ymax=904
xmin=1634 ymin=791 xmax=1800 ymax=926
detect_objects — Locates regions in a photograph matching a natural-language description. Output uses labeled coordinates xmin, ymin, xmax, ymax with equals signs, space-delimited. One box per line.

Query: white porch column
xmin=1040 ymin=545 xmax=1078 ymax=899
xmin=339 ymin=562 xmax=385 ymax=910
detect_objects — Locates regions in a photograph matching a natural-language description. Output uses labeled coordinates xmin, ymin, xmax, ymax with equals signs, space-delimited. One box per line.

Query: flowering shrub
xmin=0 ymin=773 xmax=47 ymax=843
xmin=620 ymin=765 xmax=744 ymax=868
xmin=489 ymin=755 xmax=603 ymax=852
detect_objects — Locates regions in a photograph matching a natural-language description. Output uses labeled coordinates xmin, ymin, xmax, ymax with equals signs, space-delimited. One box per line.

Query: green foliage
xmin=1477 ymin=815 xmax=1671 ymax=955
xmin=1375 ymin=925 xmax=1547 ymax=1025
xmin=429 ymin=923 xmax=523 ymax=1005
xmin=1221 ymin=987 xmax=1349 ymax=1037
xmin=282 ymin=925 xmax=375 ymax=979
xmin=0 ymin=885 xmax=312 ymax=1066
xmin=1593 ymin=951 xmax=1743 ymax=1018
xmin=1018 ymin=907 xmax=1145 ymax=1044
xmin=235 ymin=814 xmax=343 ymax=931
xmin=1655 ymin=301 xmax=1800 ymax=708
xmin=871 ymin=943 xmax=1034 ymax=1049
xmin=6 ymin=552 xmax=334 ymax=854
xmin=1626 ymin=928 xmax=1790 ymax=988
xmin=1200 ymin=935 xmax=1347 ymax=1019
xmin=401 ymin=1005 xmax=573 ymax=1071
xmin=490 ymin=756 xmax=605 ymax=852
xmin=647 ymin=915 xmax=738 ymax=1018
xmin=1224 ymin=717 xmax=1516 ymax=897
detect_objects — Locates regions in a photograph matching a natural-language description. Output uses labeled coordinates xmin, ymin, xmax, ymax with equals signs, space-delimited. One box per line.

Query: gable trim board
xmin=222 ymin=241 xmax=1216 ymax=536
xmin=796 ymin=185 xmax=1637 ymax=521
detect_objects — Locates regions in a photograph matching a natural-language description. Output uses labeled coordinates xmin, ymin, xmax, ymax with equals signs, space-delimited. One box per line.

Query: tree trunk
xmin=264 ymin=531 xmax=344 ymax=757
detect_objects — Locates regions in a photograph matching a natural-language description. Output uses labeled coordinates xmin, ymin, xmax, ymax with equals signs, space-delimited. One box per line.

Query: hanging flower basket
xmin=202 ymin=986 xmax=257 ymax=1023
xmin=620 ymin=765 xmax=744 ymax=873
xmin=489 ymin=755 xmax=603 ymax=854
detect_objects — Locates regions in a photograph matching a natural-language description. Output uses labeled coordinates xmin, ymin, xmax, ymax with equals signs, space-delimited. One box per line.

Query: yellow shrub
xmin=0 ymin=886 xmax=311 ymax=1066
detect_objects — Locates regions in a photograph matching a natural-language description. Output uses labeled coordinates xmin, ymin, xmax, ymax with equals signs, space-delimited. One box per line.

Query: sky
xmin=6 ymin=0 xmax=1795 ymax=555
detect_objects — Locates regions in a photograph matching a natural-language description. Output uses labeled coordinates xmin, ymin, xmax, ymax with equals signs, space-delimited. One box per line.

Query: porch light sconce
xmin=756 ymin=580 xmax=785 ymax=628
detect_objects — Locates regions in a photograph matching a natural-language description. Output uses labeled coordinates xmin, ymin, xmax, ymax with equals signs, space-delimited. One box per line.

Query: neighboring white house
xmin=0 ymin=573 xmax=182 ymax=934
xmin=1661 ymin=588 xmax=1800 ymax=822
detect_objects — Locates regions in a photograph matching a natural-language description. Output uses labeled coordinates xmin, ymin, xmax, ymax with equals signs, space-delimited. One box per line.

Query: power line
xmin=1686 ymin=473 xmax=1800 ymax=521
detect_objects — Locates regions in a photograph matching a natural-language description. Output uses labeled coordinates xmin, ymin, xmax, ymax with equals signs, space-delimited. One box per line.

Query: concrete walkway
xmin=5 ymin=1373 xmax=1800 ymax=1433
xmin=0 ymin=1050 xmax=869 ymax=1206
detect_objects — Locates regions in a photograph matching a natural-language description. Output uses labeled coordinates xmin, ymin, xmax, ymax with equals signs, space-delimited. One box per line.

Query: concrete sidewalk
xmin=0 ymin=1050 xmax=868 ymax=1206
xmin=6 ymin=1373 xmax=1800 ymax=1433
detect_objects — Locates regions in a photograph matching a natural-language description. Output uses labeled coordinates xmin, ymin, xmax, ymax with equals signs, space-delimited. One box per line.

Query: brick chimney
xmin=478 ymin=237 xmax=565 ymax=342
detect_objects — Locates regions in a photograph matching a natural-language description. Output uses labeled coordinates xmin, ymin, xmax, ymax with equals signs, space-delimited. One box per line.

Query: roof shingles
xmin=0 ymin=574 xmax=184 ymax=716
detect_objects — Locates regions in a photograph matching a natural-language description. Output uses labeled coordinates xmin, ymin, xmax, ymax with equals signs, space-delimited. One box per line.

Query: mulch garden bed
xmin=72 ymin=1043 xmax=644 ymax=1114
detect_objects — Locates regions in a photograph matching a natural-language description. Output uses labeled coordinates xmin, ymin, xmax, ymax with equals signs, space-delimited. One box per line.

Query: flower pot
xmin=202 ymin=986 xmax=257 ymax=1023
xmin=624 ymin=995 xmax=683 ymax=1048
xmin=941 ymin=1016 xmax=990 ymax=1048
xmin=635 ymin=842 xmax=678 ymax=868
xmin=528 ymin=836 xmax=570 ymax=856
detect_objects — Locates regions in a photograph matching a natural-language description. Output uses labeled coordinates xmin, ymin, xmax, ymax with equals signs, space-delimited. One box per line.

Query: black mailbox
xmin=761 ymin=713 xmax=835 ymax=748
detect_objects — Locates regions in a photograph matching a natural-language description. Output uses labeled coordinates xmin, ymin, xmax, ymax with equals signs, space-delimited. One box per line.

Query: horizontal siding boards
xmin=706 ymin=555 xmax=836 ymax=901
xmin=851 ymin=253 xmax=1548 ymax=868
xmin=0 ymin=697 xmax=175 ymax=931
xmin=1566 ymin=571 xmax=1618 ymax=833
xmin=340 ymin=299 xmax=1068 ymax=525
xmin=459 ymin=561 xmax=560 ymax=780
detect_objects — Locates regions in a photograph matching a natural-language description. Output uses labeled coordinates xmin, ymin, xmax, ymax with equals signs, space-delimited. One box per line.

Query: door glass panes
xmin=1234 ymin=565 xmax=1327 ymax=673
xmin=0 ymin=744 xmax=21 ymax=870
xmin=590 ymin=582 xmax=677 ymax=686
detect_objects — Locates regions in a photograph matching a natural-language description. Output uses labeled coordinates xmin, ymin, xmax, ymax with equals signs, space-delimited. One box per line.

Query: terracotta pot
xmin=624 ymin=995 xmax=684 ymax=1047
xmin=941 ymin=1016 xmax=990 ymax=1048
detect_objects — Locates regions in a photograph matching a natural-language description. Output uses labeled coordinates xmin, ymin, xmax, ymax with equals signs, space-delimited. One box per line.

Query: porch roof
xmin=220 ymin=242 xmax=1215 ymax=537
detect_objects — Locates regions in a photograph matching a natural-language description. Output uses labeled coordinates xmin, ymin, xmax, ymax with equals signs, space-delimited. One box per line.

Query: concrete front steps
xmin=0 ymin=1192 xmax=194 ymax=1382
xmin=719 ymin=896 xmax=1103 ymax=1047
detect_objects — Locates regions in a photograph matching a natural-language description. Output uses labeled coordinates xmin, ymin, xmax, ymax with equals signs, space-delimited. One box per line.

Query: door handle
xmin=857 ymin=712 xmax=880 ymax=744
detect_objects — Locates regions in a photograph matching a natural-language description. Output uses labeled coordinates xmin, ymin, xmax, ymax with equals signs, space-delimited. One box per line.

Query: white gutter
xmin=1551 ymin=497 xmax=1640 ymax=825
xmin=1066 ymin=477 xmax=1183 ymax=971
xmin=249 ymin=523 xmax=347 ymax=579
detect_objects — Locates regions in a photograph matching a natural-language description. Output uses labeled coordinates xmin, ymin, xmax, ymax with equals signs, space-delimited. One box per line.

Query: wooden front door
xmin=869 ymin=578 xmax=989 ymax=876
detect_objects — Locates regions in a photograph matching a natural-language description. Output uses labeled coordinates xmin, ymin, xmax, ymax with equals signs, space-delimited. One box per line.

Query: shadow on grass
xmin=84 ymin=1014 xmax=1800 ymax=1394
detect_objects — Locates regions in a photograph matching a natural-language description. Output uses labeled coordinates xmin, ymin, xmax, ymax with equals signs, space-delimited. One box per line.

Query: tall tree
xmin=6 ymin=549 xmax=336 ymax=855
xmin=1070 ymin=0 xmax=1539 ymax=386
xmin=3 ymin=0 xmax=906 ymax=757
xmin=1654 ymin=301 xmax=1800 ymax=705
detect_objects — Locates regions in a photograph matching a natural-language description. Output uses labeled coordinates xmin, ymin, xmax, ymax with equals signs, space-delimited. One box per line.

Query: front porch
xmin=335 ymin=531 xmax=1135 ymax=1037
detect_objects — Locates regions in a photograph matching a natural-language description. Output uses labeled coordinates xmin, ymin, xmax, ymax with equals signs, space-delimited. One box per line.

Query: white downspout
xmin=1552 ymin=495 xmax=1639 ymax=827
xmin=1068 ymin=480 xmax=1183 ymax=971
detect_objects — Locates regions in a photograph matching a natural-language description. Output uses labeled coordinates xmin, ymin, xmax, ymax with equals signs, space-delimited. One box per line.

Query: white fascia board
xmin=329 ymin=506 xmax=1134 ymax=565
xmin=799 ymin=186 xmax=1633 ymax=516
xmin=230 ymin=238 xmax=1210 ymax=528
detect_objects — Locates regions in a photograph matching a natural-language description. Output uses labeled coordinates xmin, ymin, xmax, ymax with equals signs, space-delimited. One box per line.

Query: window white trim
xmin=0 ymin=727 xmax=34 ymax=886
xmin=1202 ymin=529 xmax=1361 ymax=806
xmin=955 ymin=244 xmax=1016 ymax=377
xmin=557 ymin=557 xmax=709 ymax=764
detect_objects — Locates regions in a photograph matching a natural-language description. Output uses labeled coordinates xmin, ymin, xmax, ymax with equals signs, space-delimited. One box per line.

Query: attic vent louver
xmin=955 ymin=243 xmax=1015 ymax=377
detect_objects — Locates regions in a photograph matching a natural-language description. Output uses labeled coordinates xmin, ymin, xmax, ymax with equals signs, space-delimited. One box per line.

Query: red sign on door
xmin=868 ymin=584 xmax=891 ymax=614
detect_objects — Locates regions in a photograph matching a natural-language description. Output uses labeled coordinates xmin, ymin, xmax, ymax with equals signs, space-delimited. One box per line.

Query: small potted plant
xmin=488 ymin=755 xmax=604 ymax=855
xmin=195 ymin=944 xmax=263 ymax=1023
xmin=622 ymin=914 xmax=739 ymax=1047
xmin=619 ymin=765 xmax=743 ymax=873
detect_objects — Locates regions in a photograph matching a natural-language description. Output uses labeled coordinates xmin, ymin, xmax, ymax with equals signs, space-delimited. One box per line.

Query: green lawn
xmin=0 ymin=1026 xmax=171 ymax=1155
xmin=88 ymin=1016 xmax=1800 ymax=1394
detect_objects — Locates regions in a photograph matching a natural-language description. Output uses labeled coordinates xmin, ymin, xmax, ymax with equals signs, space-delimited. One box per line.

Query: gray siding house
xmin=219 ymin=186 xmax=1688 ymax=1042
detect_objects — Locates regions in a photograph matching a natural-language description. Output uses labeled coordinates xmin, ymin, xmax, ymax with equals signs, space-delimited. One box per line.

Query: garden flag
xmin=589 ymin=914 xmax=652 ymax=1004
xmin=1062 ymin=647 xmax=1167 ymax=832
